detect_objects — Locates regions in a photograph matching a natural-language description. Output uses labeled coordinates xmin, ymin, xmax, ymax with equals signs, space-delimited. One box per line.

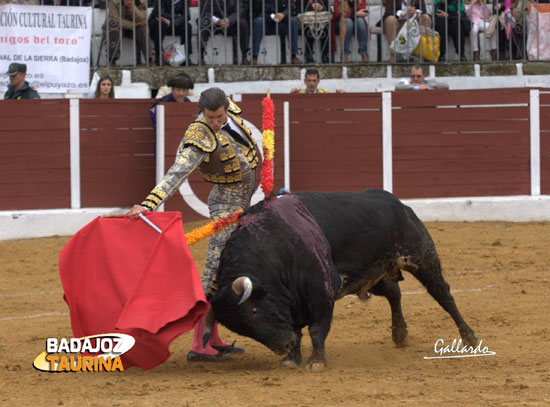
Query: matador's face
xmin=203 ymin=106 xmax=228 ymax=132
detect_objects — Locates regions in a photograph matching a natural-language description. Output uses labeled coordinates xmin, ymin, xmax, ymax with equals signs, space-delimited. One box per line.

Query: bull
xmin=207 ymin=189 xmax=477 ymax=371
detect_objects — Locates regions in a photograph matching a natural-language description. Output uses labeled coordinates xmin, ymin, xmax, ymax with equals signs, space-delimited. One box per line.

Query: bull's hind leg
xmin=412 ymin=251 xmax=478 ymax=346
xmin=371 ymin=279 xmax=408 ymax=347
xmin=281 ymin=329 xmax=302 ymax=368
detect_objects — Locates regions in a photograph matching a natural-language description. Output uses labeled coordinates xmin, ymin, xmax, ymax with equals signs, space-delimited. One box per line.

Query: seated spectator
xmin=526 ymin=0 xmax=550 ymax=60
xmin=290 ymin=68 xmax=346 ymax=93
xmin=295 ymin=0 xmax=331 ymax=64
xmin=150 ymin=73 xmax=194 ymax=127
xmin=2 ymin=0 xmax=37 ymax=3
xmin=104 ymin=0 xmax=153 ymax=66
xmin=394 ymin=65 xmax=449 ymax=90
xmin=465 ymin=0 xmax=496 ymax=61
xmin=383 ymin=0 xmax=431 ymax=62
xmin=148 ymin=0 xmax=194 ymax=66
xmin=41 ymin=0 xmax=92 ymax=6
xmin=434 ymin=0 xmax=471 ymax=61
xmin=246 ymin=0 xmax=302 ymax=65
xmin=332 ymin=0 xmax=369 ymax=63
xmin=94 ymin=74 xmax=115 ymax=98
xmin=199 ymin=0 xmax=251 ymax=65
xmin=3 ymin=63 xmax=40 ymax=100
xmin=490 ymin=0 xmax=508 ymax=60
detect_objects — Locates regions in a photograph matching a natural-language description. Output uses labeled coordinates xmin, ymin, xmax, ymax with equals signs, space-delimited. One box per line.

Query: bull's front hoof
xmin=280 ymin=359 xmax=300 ymax=368
xmin=392 ymin=326 xmax=408 ymax=348
xmin=307 ymin=361 xmax=326 ymax=373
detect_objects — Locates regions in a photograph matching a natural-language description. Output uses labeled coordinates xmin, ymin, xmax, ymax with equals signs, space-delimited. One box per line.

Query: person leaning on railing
xmin=290 ymin=68 xmax=346 ymax=93
xmin=150 ymin=73 xmax=194 ymax=128
xmin=383 ymin=0 xmax=431 ymax=62
xmin=104 ymin=0 xmax=154 ymax=66
xmin=155 ymin=72 xmax=197 ymax=100
xmin=394 ymin=64 xmax=449 ymax=90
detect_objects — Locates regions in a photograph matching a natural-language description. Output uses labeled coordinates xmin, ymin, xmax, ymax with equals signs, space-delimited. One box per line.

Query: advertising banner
xmin=0 ymin=4 xmax=92 ymax=94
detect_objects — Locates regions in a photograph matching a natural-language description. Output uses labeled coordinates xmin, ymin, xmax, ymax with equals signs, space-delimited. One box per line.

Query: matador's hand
xmin=125 ymin=205 xmax=149 ymax=218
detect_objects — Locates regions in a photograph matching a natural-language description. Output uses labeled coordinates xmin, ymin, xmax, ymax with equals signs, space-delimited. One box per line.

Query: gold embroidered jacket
xmin=141 ymin=100 xmax=258 ymax=211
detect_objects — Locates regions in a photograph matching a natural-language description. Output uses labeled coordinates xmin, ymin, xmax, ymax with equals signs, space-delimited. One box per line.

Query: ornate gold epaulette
xmin=183 ymin=122 xmax=217 ymax=153
xmin=227 ymin=97 xmax=242 ymax=115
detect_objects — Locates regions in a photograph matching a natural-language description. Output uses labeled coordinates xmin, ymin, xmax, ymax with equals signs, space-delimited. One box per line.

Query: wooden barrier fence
xmin=1 ymin=89 xmax=548 ymax=222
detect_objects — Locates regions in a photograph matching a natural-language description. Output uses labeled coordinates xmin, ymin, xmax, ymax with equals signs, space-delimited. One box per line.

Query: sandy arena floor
xmin=1 ymin=220 xmax=549 ymax=406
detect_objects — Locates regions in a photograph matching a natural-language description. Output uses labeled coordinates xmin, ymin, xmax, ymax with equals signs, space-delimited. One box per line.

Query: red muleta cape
xmin=59 ymin=212 xmax=207 ymax=369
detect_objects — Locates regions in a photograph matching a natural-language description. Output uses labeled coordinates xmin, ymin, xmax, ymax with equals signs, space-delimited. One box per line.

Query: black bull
xmin=209 ymin=189 xmax=477 ymax=371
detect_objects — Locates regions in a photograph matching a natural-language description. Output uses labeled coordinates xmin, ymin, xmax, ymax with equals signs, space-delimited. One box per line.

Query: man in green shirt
xmin=434 ymin=0 xmax=470 ymax=62
xmin=3 ymin=63 xmax=40 ymax=100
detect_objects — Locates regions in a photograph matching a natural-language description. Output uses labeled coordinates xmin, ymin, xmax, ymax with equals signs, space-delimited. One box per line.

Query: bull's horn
xmin=232 ymin=276 xmax=253 ymax=305
xmin=202 ymin=307 xmax=215 ymax=347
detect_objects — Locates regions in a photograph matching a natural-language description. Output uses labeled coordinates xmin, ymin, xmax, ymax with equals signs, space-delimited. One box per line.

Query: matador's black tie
xmin=222 ymin=123 xmax=248 ymax=147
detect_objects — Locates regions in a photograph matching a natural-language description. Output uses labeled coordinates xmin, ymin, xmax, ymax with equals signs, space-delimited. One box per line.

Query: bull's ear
xmin=251 ymin=285 xmax=267 ymax=299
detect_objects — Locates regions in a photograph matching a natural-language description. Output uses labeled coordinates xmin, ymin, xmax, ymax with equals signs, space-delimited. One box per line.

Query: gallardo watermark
xmin=33 ymin=333 xmax=135 ymax=372
xmin=424 ymin=338 xmax=496 ymax=359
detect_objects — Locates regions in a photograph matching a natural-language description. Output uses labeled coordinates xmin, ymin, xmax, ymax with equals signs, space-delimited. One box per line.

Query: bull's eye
xmin=252 ymin=307 xmax=257 ymax=315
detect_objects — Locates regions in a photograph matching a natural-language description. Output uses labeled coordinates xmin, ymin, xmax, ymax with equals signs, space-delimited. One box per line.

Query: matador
xmin=127 ymin=87 xmax=259 ymax=362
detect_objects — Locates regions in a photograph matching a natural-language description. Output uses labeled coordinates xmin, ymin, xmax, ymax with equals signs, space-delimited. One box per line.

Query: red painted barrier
xmin=1 ymin=89 xmax=548 ymax=216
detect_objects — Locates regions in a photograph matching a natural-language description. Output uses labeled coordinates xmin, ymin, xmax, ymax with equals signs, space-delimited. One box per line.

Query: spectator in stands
xmin=492 ymin=0 xmax=529 ymax=60
xmin=3 ymin=63 xmax=40 ymax=100
xmin=490 ymin=0 xmax=507 ymax=60
xmin=104 ymin=0 xmax=154 ymax=66
xmin=246 ymin=0 xmax=302 ymax=65
xmin=94 ymin=74 xmax=115 ymax=98
xmin=295 ymin=0 xmax=331 ymax=64
xmin=199 ymin=0 xmax=251 ymax=65
xmin=41 ymin=0 xmax=92 ymax=5
xmin=148 ymin=0 xmax=194 ymax=66
xmin=383 ymin=0 xmax=431 ymax=62
xmin=465 ymin=0 xmax=496 ymax=61
xmin=2 ymin=0 xmax=36 ymax=3
xmin=290 ymin=68 xmax=346 ymax=93
xmin=150 ymin=73 xmax=194 ymax=126
xmin=394 ymin=65 xmax=449 ymax=90
xmin=332 ymin=0 xmax=369 ymax=63
xmin=434 ymin=0 xmax=471 ymax=61
xmin=155 ymin=72 xmax=197 ymax=99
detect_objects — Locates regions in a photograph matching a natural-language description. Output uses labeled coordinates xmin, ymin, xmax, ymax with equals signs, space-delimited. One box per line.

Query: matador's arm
xmin=141 ymin=145 xmax=207 ymax=211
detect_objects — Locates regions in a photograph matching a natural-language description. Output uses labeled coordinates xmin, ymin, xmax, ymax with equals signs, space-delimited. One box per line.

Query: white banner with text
xmin=0 ymin=4 xmax=91 ymax=94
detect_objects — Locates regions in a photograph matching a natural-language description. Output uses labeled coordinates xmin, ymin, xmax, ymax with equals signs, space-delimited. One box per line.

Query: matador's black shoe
xmin=212 ymin=342 xmax=245 ymax=354
xmin=187 ymin=351 xmax=233 ymax=362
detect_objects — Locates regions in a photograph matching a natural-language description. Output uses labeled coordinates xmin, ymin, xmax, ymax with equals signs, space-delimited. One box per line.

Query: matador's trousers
xmin=201 ymin=169 xmax=256 ymax=294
